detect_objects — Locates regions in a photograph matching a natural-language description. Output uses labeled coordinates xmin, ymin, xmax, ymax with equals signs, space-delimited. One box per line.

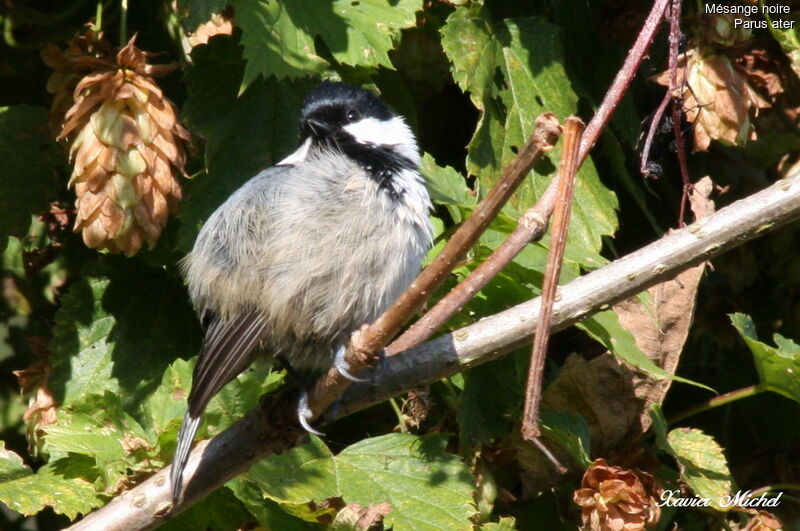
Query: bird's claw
xmin=334 ymin=344 xmax=368 ymax=383
xmin=297 ymin=391 xmax=324 ymax=436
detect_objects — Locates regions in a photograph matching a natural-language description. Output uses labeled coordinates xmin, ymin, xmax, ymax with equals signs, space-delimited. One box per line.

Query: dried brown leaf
xmin=614 ymin=177 xmax=714 ymax=431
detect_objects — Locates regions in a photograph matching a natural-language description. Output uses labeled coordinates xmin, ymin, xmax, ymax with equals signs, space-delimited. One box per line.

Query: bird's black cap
xmin=300 ymin=81 xmax=393 ymax=123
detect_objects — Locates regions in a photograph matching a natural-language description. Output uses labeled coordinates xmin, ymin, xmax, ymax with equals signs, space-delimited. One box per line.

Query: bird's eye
xmin=346 ymin=109 xmax=360 ymax=122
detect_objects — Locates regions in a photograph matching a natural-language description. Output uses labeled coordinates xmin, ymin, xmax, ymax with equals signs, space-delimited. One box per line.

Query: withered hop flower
xmin=683 ymin=49 xmax=757 ymax=152
xmin=57 ymin=37 xmax=190 ymax=255
xmin=573 ymin=459 xmax=661 ymax=531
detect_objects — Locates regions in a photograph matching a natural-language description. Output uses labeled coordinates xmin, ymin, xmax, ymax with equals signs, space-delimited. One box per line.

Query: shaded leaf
xmin=539 ymin=408 xmax=592 ymax=468
xmin=235 ymin=0 xmax=420 ymax=85
xmin=179 ymin=36 xmax=317 ymax=251
xmin=667 ymin=428 xmax=734 ymax=511
xmin=49 ymin=257 xmax=201 ymax=410
xmin=481 ymin=517 xmax=518 ymax=530
xmin=441 ymin=9 xmax=617 ymax=253
xmin=176 ymin=0 xmax=228 ymax=32
xmin=242 ymin=434 xmax=477 ymax=531
xmin=0 ymin=442 xmax=102 ymax=519
xmin=228 ymin=478 xmax=319 ymax=529
xmin=159 ymin=486 xmax=253 ymax=531
xmin=0 ymin=106 xmax=63 ymax=251
xmin=731 ymin=313 xmax=800 ymax=403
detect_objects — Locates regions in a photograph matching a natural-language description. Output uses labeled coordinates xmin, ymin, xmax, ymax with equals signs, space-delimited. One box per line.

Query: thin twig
xmin=578 ymin=0 xmax=671 ymax=164
xmin=521 ymin=118 xmax=583 ymax=454
xmin=303 ymin=114 xmax=562 ymax=421
xmin=661 ymin=0 xmax=693 ymax=227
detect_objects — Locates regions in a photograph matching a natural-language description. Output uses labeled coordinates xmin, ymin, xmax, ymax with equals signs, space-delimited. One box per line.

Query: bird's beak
xmin=305 ymin=118 xmax=330 ymax=137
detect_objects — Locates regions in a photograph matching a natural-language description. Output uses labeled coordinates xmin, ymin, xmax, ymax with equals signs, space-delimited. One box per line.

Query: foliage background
xmin=0 ymin=0 xmax=799 ymax=529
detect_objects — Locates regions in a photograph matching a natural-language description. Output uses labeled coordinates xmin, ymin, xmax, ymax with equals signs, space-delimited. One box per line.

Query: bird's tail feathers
xmin=170 ymin=413 xmax=202 ymax=504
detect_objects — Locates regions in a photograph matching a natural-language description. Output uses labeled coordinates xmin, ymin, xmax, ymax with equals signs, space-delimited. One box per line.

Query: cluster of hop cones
xmin=43 ymin=29 xmax=190 ymax=256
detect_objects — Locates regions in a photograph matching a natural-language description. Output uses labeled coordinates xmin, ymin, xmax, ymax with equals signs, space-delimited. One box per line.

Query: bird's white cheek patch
xmin=344 ymin=116 xmax=416 ymax=149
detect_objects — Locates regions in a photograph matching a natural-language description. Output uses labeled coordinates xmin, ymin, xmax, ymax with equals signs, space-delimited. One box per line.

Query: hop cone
xmin=684 ymin=49 xmax=755 ymax=151
xmin=57 ymin=37 xmax=189 ymax=255
xmin=573 ymin=458 xmax=661 ymax=531
xmin=41 ymin=27 xmax=114 ymax=136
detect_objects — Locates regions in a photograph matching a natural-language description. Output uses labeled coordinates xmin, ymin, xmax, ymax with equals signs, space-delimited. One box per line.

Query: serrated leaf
xmin=0 ymin=443 xmax=103 ymax=519
xmin=49 ymin=257 xmax=201 ymax=410
xmin=139 ymin=357 xmax=195 ymax=436
xmin=539 ymin=408 xmax=592 ymax=468
xmin=159 ymin=486 xmax=253 ymax=531
xmin=228 ymin=478 xmax=319 ymax=529
xmin=142 ymin=357 xmax=283 ymax=456
xmin=458 ymin=350 xmax=526 ymax=444
xmin=176 ymin=0 xmax=228 ymax=32
xmin=481 ymin=517 xmax=517 ymax=530
xmin=0 ymin=442 xmax=30 ymax=482
xmin=580 ymin=310 xmax=714 ymax=392
xmin=650 ymin=404 xmax=734 ymax=511
xmin=234 ymin=0 xmax=420 ymax=85
xmin=767 ymin=13 xmax=800 ymax=77
xmin=730 ymin=313 xmax=800 ymax=403
xmin=0 ymin=106 xmax=63 ymax=251
xmin=179 ymin=36 xmax=317 ymax=251
xmin=235 ymin=0 xmax=328 ymax=83
xmin=243 ymin=434 xmax=477 ymax=531
xmin=441 ymin=9 xmax=617 ymax=255
xmin=204 ymin=365 xmax=284 ymax=436
xmin=421 ymin=153 xmax=475 ymax=223
xmin=666 ymin=428 xmax=734 ymax=511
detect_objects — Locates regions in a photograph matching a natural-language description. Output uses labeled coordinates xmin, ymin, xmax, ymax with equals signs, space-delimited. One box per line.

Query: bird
xmin=170 ymin=81 xmax=433 ymax=503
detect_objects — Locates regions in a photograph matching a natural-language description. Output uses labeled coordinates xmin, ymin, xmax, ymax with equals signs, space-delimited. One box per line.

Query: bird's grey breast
xmin=184 ymin=153 xmax=431 ymax=369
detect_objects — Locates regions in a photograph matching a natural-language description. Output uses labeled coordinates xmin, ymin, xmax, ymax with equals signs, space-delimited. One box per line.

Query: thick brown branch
xmin=71 ymin=170 xmax=800 ymax=531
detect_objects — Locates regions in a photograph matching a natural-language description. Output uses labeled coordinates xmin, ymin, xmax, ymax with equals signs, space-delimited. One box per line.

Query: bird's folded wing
xmin=188 ymin=310 xmax=269 ymax=417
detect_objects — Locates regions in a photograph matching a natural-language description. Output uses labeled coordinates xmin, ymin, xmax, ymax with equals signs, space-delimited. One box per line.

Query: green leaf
xmin=650 ymin=404 xmax=734 ymax=511
xmin=666 ymin=428 xmax=734 ymax=511
xmin=421 ymin=153 xmax=475 ymax=223
xmin=581 ymin=310 xmax=714 ymax=392
xmin=0 ymin=106 xmax=63 ymax=251
xmin=159 ymin=486 xmax=254 ymax=531
xmin=730 ymin=313 xmax=800 ymax=403
xmin=204 ymin=365 xmax=284 ymax=436
xmin=139 ymin=357 xmax=195 ymax=437
xmin=766 ymin=11 xmax=800 ymax=78
xmin=235 ymin=0 xmax=328 ymax=83
xmin=242 ymin=434 xmax=477 ymax=530
xmin=234 ymin=0 xmax=420 ymax=85
xmin=179 ymin=36 xmax=317 ymax=251
xmin=42 ymin=392 xmax=159 ymax=492
xmin=0 ymin=442 xmax=103 ymax=519
xmin=176 ymin=0 xmax=228 ymax=31
xmin=49 ymin=257 xmax=201 ymax=410
xmin=228 ymin=479 xmax=319 ymax=529
xmin=481 ymin=517 xmax=518 ymax=531
xmin=441 ymin=9 xmax=618 ymax=254
xmin=539 ymin=408 xmax=592 ymax=468
xmin=458 ymin=350 xmax=526 ymax=444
